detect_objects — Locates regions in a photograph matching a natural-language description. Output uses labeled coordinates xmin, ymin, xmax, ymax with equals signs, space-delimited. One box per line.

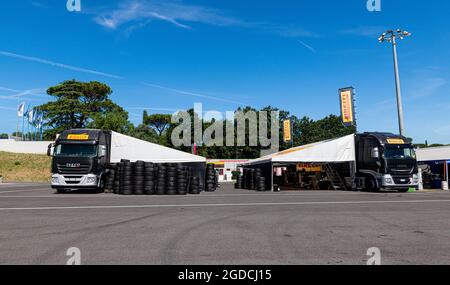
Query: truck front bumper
xmin=51 ymin=174 xmax=99 ymax=189
xmin=381 ymin=174 xmax=419 ymax=189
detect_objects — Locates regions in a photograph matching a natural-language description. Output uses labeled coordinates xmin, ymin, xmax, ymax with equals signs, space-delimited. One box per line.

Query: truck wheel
xmin=366 ymin=178 xmax=380 ymax=192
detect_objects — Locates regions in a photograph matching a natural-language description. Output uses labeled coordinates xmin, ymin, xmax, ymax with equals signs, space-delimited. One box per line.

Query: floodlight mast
xmin=379 ymin=29 xmax=411 ymax=137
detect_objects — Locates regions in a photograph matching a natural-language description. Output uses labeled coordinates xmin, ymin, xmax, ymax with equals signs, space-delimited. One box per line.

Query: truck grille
xmin=393 ymin=176 xmax=411 ymax=185
xmin=57 ymin=163 xmax=91 ymax=174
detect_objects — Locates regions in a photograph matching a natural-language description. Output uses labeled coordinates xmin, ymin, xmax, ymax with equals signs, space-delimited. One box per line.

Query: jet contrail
xmin=0 ymin=50 xmax=123 ymax=79
xmin=140 ymin=82 xmax=246 ymax=105
xmin=297 ymin=40 xmax=316 ymax=53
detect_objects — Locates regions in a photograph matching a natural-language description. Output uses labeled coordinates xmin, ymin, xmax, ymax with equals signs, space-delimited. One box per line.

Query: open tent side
xmin=241 ymin=134 xmax=357 ymax=191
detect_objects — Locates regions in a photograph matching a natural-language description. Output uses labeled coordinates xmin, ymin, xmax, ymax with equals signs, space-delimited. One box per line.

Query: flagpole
xmin=16 ymin=99 xmax=19 ymax=140
xmin=22 ymin=114 xmax=25 ymax=141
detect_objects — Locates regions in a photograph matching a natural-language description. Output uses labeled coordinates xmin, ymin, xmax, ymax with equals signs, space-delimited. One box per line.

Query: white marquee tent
xmin=110 ymin=131 xmax=206 ymax=163
xmin=244 ymin=134 xmax=356 ymax=166
xmin=416 ymin=146 xmax=450 ymax=162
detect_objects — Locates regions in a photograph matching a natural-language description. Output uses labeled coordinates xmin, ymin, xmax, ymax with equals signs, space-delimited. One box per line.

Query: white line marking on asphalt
xmin=0 ymin=189 xmax=48 ymax=194
xmin=1 ymin=199 xmax=450 ymax=211
xmin=0 ymin=191 xmax=443 ymax=198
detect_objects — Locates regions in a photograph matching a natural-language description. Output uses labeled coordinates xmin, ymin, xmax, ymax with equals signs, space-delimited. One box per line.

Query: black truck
xmin=48 ymin=129 xmax=111 ymax=193
xmin=352 ymin=132 xmax=419 ymax=192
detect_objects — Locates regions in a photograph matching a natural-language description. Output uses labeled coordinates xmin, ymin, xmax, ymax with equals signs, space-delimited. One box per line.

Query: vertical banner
xmin=17 ymin=102 xmax=25 ymax=117
xmin=283 ymin=119 xmax=292 ymax=143
xmin=339 ymin=87 xmax=356 ymax=127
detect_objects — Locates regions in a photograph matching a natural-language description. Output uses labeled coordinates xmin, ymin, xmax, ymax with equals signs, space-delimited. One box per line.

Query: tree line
xmin=35 ymin=80 xmax=357 ymax=159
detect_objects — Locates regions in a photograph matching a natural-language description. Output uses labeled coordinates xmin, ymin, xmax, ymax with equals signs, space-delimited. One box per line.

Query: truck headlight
xmin=413 ymin=174 xmax=419 ymax=183
xmin=51 ymin=177 xmax=59 ymax=184
xmin=86 ymin=177 xmax=97 ymax=184
xmin=384 ymin=177 xmax=393 ymax=184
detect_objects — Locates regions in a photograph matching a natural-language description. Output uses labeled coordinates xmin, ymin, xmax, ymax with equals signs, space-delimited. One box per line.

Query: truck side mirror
xmin=47 ymin=143 xmax=54 ymax=157
xmin=371 ymin=147 xmax=380 ymax=159
xmin=99 ymin=145 xmax=107 ymax=158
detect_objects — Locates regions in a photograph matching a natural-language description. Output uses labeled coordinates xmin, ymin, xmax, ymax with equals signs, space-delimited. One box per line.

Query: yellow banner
xmin=297 ymin=163 xmax=322 ymax=172
xmin=340 ymin=90 xmax=354 ymax=125
xmin=67 ymin=134 xmax=89 ymax=140
xmin=283 ymin=120 xmax=291 ymax=142
xmin=387 ymin=138 xmax=405 ymax=144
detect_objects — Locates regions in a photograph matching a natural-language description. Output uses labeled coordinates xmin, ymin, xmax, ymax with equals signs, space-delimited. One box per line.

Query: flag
xmin=37 ymin=112 xmax=44 ymax=128
xmin=17 ymin=102 xmax=25 ymax=117
xmin=28 ymin=108 xmax=34 ymax=124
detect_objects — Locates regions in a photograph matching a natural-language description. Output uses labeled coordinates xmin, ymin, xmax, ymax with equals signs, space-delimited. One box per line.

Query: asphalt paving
xmin=1 ymin=182 xmax=450 ymax=265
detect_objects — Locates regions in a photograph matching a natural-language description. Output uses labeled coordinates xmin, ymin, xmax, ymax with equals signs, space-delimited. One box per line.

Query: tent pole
xmin=271 ymin=163 xmax=274 ymax=192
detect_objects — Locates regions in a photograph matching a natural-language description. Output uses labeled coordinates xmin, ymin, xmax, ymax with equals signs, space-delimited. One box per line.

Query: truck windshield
xmin=384 ymin=146 xmax=416 ymax=159
xmin=54 ymin=144 xmax=97 ymax=157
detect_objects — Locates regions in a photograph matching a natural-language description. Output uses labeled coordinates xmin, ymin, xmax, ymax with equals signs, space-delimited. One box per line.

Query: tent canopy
xmin=110 ymin=131 xmax=206 ymax=163
xmin=244 ymin=134 xmax=356 ymax=166
xmin=416 ymin=146 xmax=450 ymax=162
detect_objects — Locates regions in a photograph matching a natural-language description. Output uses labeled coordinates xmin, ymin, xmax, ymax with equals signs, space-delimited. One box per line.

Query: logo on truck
xmin=67 ymin=134 xmax=89 ymax=140
xmin=66 ymin=163 xmax=81 ymax=168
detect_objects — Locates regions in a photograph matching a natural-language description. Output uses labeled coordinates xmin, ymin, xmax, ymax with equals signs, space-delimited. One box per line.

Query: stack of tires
xmin=104 ymin=164 xmax=117 ymax=193
xmin=133 ymin=161 xmax=145 ymax=195
xmin=156 ymin=164 xmax=166 ymax=195
xmin=256 ymin=176 xmax=266 ymax=191
xmin=205 ymin=164 xmax=216 ymax=192
xmin=113 ymin=164 xmax=121 ymax=194
xmin=120 ymin=160 xmax=133 ymax=195
xmin=235 ymin=172 xmax=243 ymax=189
xmin=189 ymin=176 xmax=200 ymax=194
xmin=241 ymin=169 xmax=248 ymax=190
xmin=144 ymin=162 xmax=156 ymax=195
xmin=253 ymin=168 xmax=262 ymax=190
xmin=166 ymin=164 xmax=177 ymax=195
xmin=177 ymin=164 xmax=189 ymax=195
xmin=246 ymin=169 xmax=255 ymax=190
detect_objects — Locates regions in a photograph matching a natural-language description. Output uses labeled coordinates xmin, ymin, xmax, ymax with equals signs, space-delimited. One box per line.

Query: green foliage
xmin=128 ymin=124 xmax=159 ymax=144
xmin=88 ymin=104 xmax=133 ymax=134
xmin=38 ymin=80 xmax=131 ymax=139
xmin=144 ymin=113 xmax=172 ymax=136
xmin=0 ymin=133 xmax=8 ymax=139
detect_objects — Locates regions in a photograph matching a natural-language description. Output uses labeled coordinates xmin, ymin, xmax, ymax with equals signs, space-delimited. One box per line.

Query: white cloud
xmin=0 ymin=86 xmax=21 ymax=93
xmin=0 ymin=106 xmax=16 ymax=111
xmin=94 ymin=0 xmax=242 ymax=30
xmin=409 ymin=77 xmax=446 ymax=98
xmin=340 ymin=26 xmax=386 ymax=37
xmin=0 ymin=50 xmax=123 ymax=79
xmin=140 ymin=82 xmax=246 ymax=105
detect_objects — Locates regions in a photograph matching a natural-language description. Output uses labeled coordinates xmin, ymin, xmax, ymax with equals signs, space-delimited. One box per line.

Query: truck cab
xmin=356 ymin=132 xmax=419 ymax=192
xmin=48 ymin=129 xmax=111 ymax=193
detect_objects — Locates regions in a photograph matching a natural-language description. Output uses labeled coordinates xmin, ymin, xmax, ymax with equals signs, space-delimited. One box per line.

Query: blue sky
xmin=0 ymin=0 xmax=449 ymax=143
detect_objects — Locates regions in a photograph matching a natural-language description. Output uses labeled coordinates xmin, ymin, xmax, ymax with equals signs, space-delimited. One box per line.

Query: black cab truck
xmin=353 ymin=132 xmax=419 ymax=192
xmin=48 ymin=129 xmax=111 ymax=193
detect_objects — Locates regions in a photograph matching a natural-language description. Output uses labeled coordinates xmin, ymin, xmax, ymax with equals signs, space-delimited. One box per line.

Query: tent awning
xmin=416 ymin=146 xmax=450 ymax=162
xmin=244 ymin=134 xmax=356 ymax=166
xmin=110 ymin=131 xmax=206 ymax=163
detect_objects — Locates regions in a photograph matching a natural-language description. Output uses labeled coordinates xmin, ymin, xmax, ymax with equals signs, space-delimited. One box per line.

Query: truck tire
xmin=366 ymin=177 xmax=380 ymax=192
